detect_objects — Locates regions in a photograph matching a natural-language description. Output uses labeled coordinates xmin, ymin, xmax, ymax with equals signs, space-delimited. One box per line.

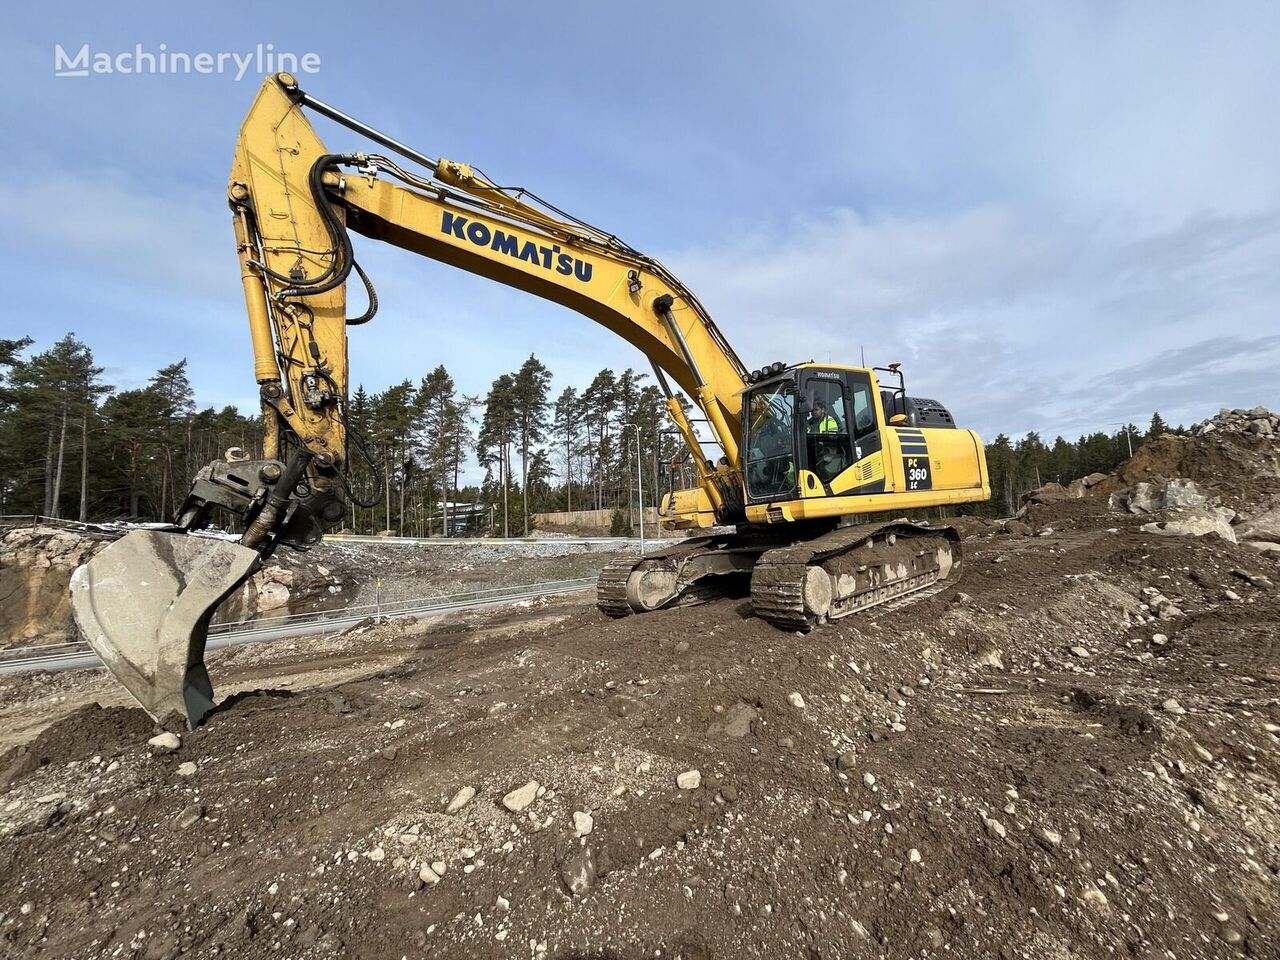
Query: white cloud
xmin=669 ymin=203 xmax=1280 ymax=439
xmin=0 ymin=170 xmax=233 ymax=299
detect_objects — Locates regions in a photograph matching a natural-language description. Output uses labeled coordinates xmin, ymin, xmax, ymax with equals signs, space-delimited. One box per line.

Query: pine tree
xmin=9 ymin=335 xmax=109 ymax=518
xmin=510 ymin=355 xmax=552 ymax=535
xmin=478 ymin=374 xmax=517 ymax=537
xmin=0 ymin=337 xmax=34 ymax=514
xmin=551 ymin=387 xmax=580 ymax=512
xmin=582 ymin=369 xmax=617 ymax=510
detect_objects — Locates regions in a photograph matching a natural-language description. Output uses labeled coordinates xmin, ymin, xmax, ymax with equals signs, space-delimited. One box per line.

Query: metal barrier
xmin=204 ymin=577 xmax=596 ymax=635
xmin=0 ymin=576 xmax=596 ymax=668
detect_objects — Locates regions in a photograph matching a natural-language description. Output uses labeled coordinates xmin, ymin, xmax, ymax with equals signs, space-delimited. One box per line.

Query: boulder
xmin=0 ymin=526 xmax=112 ymax=644
xmin=1141 ymin=510 xmax=1237 ymax=543
xmin=1235 ymin=505 xmax=1280 ymax=543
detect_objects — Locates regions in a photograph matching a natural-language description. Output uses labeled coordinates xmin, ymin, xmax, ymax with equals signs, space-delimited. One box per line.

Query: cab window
xmin=848 ymin=379 xmax=877 ymax=440
xmin=745 ymin=381 xmax=796 ymax=500
xmin=803 ymin=378 xmax=853 ymax=482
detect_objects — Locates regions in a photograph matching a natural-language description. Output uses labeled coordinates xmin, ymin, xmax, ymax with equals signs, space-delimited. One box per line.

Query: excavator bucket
xmin=70 ymin=530 xmax=260 ymax=729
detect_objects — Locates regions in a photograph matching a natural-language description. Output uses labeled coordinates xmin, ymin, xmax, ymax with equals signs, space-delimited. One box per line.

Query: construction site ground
xmin=3 ymin=422 xmax=1280 ymax=959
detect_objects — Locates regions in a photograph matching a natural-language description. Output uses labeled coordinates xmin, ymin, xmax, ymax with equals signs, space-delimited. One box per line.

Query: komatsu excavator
xmin=71 ymin=74 xmax=990 ymax=729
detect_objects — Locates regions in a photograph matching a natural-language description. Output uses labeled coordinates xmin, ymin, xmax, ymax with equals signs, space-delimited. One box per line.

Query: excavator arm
xmin=71 ymin=73 xmax=754 ymax=727
xmin=227 ymin=73 xmax=749 ymax=530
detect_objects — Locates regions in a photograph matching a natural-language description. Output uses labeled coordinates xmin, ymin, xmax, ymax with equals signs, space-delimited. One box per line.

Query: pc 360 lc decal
xmin=897 ymin=427 xmax=932 ymax=491
xmin=904 ymin=455 xmax=932 ymax=491
xmin=441 ymin=212 xmax=593 ymax=282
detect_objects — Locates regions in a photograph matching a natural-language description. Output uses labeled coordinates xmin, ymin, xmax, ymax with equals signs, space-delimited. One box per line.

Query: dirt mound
xmin=1 ymin=514 xmax=1278 ymax=957
xmin=1020 ymin=407 xmax=1280 ymax=543
xmin=0 ymin=703 xmax=152 ymax=790
xmin=1093 ymin=431 xmax=1279 ymax=513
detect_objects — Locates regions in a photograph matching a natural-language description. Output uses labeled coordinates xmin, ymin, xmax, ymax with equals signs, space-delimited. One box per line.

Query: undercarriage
xmin=596 ymin=520 xmax=960 ymax=631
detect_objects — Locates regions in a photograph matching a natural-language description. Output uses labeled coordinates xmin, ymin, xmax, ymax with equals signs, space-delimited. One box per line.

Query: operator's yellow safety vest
xmin=808 ymin=414 xmax=839 ymax=434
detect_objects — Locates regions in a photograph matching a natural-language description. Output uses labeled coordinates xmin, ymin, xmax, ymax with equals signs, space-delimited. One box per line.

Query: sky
xmin=3 ymin=1 xmax=1278 ymax=478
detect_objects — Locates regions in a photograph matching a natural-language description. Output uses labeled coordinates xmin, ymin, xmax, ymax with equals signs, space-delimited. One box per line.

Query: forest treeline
xmin=0 ymin=332 xmax=1183 ymax=533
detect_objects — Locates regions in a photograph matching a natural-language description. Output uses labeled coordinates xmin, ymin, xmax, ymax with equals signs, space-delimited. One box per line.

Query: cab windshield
xmin=745 ymin=380 xmax=796 ymax=500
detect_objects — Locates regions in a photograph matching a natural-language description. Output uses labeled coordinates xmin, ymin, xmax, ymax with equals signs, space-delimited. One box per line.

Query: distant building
xmin=438 ymin=501 xmax=486 ymax=536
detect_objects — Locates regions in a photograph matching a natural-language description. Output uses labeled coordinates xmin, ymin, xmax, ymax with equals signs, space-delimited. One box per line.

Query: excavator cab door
xmin=795 ymin=369 xmax=886 ymax=495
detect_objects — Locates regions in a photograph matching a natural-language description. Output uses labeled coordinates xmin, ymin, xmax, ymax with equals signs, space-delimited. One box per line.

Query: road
xmin=0 ymin=578 xmax=594 ymax=676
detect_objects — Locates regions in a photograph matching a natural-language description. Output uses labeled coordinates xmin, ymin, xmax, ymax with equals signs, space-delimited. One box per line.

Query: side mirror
xmin=889 ymin=413 xmax=908 ymax=425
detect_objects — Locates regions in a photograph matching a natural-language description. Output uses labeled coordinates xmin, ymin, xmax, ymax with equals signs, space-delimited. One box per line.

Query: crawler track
xmin=751 ymin=521 xmax=960 ymax=631
xmin=595 ymin=536 xmax=759 ymax=617
xmin=597 ymin=521 xmax=959 ymax=628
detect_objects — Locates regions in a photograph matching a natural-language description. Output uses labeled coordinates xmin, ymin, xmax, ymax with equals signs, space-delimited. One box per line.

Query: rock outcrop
xmin=0 ymin=527 xmax=112 ymax=644
xmin=1 ymin=526 xmax=357 ymax=648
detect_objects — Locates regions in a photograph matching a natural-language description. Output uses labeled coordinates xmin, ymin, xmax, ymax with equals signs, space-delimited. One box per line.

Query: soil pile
xmin=1022 ymin=406 xmax=1280 ymax=547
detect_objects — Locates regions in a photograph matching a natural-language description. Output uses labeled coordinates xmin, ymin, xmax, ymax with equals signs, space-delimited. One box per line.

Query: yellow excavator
xmin=71 ymin=74 xmax=990 ymax=728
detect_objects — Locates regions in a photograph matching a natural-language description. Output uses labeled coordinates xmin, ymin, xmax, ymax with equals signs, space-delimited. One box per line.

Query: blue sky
xmin=4 ymin=1 xmax=1278 ymax=471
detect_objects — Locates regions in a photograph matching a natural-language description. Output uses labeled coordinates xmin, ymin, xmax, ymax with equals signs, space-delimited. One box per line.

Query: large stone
xmin=710 ymin=703 xmax=757 ymax=739
xmin=559 ymin=845 xmax=596 ymax=897
xmin=1126 ymin=482 xmax=1163 ymax=514
xmin=676 ymin=770 xmax=702 ymax=790
xmin=444 ymin=786 xmax=476 ymax=814
xmin=148 ymin=732 xmax=181 ymax=753
xmin=0 ymin=526 xmax=111 ymax=644
xmin=1162 ymin=479 xmax=1209 ymax=510
xmin=1235 ymin=505 xmax=1280 ymax=543
xmin=502 ymin=781 xmax=539 ymax=812
xmin=1141 ymin=511 xmax=1237 ymax=543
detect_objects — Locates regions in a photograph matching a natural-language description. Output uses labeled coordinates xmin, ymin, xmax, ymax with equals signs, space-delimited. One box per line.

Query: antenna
xmin=860 ymin=345 xmax=865 ymax=366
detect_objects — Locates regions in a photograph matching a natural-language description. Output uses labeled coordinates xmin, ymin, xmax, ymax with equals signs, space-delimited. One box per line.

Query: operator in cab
xmin=807 ymin=398 xmax=839 ymax=434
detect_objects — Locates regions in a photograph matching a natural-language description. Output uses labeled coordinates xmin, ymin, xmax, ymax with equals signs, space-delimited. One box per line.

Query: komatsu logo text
xmin=441 ymin=213 xmax=593 ymax=282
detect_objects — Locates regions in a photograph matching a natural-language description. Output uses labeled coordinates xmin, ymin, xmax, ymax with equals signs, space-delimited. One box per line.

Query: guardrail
xmin=322 ymin=533 xmax=639 ymax=547
xmin=0 ymin=576 xmax=596 ymax=672
xmin=0 ymin=516 xmax=645 ymax=548
xmin=204 ymin=577 xmax=596 ymax=635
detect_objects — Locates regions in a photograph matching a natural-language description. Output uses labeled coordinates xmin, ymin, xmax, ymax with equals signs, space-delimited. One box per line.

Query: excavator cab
xmin=743 ymin=365 xmax=887 ymax=503
xmin=744 ymin=380 xmax=799 ymax=501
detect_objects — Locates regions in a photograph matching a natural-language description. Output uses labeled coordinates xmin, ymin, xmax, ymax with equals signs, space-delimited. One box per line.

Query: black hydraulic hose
xmin=274 ymin=154 xmax=359 ymax=299
xmin=241 ymin=448 xmax=313 ymax=550
xmin=342 ymin=424 xmax=383 ymax=508
xmin=345 ymin=259 xmax=378 ymax=325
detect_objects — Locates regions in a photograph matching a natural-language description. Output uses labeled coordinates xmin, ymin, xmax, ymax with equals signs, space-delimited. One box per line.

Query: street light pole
xmin=1109 ymin=421 xmax=1135 ymax=458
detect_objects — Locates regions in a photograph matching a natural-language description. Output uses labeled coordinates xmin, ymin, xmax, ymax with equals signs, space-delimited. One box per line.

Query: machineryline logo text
xmin=54 ymin=43 xmax=320 ymax=80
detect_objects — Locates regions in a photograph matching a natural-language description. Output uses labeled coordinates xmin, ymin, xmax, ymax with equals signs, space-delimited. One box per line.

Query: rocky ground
xmin=1 ymin=409 xmax=1278 ymax=959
